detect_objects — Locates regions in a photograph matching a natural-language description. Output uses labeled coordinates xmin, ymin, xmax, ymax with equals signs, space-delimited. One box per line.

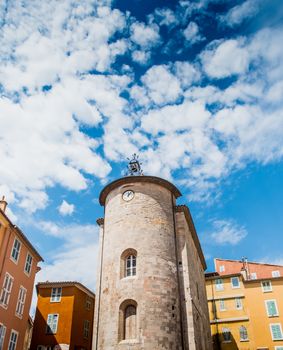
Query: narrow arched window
xmin=120 ymin=249 xmax=137 ymax=279
xmin=126 ymin=255 xmax=136 ymax=277
xmin=118 ymin=300 xmax=137 ymax=342
xmin=239 ymin=325 xmax=248 ymax=340
xmin=124 ymin=305 xmax=137 ymax=339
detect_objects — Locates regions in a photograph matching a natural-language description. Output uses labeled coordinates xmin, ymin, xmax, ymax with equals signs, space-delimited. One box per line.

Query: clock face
xmin=122 ymin=190 xmax=134 ymax=201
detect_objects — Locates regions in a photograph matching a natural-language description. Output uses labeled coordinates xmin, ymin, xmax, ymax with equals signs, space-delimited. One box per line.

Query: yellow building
xmin=206 ymin=258 xmax=283 ymax=350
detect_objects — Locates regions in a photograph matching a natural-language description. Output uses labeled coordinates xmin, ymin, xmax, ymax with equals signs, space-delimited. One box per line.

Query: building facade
xmin=206 ymin=258 xmax=283 ymax=350
xmin=0 ymin=197 xmax=43 ymax=350
xmin=93 ymin=175 xmax=211 ymax=350
xmin=30 ymin=281 xmax=95 ymax=350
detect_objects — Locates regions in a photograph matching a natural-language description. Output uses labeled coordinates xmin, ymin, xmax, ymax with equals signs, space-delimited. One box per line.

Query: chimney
xmin=0 ymin=196 xmax=8 ymax=212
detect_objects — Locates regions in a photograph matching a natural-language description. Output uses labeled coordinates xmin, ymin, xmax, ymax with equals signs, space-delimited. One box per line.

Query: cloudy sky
xmin=1 ymin=0 xmax=283 ymax=307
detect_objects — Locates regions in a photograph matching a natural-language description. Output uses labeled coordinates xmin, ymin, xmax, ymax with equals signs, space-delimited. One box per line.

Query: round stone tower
xmin=93 ymin=176 xmax=184 ymax=350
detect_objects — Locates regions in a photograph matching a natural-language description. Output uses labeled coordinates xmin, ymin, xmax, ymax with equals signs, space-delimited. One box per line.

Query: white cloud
xmin=58 ymin=200 xmax=75 ymax=216
xmin=141 ymin=65 xmax=182 ymax=105
xmin=173 ymin=61 xmax=201 ymax=88
xmin=183 ymin=21 xmax=205 ymax=44
xmin=201 ymin=38 xmax=250 ymax=78
xmin=132 ymin=50 xmax=151 ymax=65
xmin=210 ymin=220 xmax=248 ymax=245
xmin=130 ymin=22 xmax=161 ymax=49
xmin=220 ymin=0 xmax=261 ymax=27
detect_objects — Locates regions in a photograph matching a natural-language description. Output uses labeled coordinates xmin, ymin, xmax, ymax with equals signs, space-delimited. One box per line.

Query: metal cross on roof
xmin=126 ymin=154 xmax=143 ymax=176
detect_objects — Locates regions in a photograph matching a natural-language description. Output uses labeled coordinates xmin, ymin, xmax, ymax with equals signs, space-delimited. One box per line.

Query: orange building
xmin=0 ymin=197 xmax=43 ymax=350
xmin=206 ymin=258 xmax=283 ymax=350
xmin=30 ymin=281 xmax=95 ymax=350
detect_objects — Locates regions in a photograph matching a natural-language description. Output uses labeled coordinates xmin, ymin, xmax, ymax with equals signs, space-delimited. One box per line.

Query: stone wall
xmin=93 ymin=181 xmax=182 ymax=350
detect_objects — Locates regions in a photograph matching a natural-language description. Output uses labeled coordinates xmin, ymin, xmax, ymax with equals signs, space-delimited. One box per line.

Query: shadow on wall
xmin=212 ymin=332 xmax=239 ymax=350
xmin=29 ymin=310 xmax=58 ymax=350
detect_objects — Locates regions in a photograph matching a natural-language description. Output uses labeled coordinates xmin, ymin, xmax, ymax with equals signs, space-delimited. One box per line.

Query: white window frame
xmin=250 ymin=272 xmax=257 ymax=280
xmin=215 ymin=278 xmax=224 ymax=291
xmin=219 ymin=265 xmax=225 ymax=272
xmin=272 ymin=270 xmax=280 ymax=278
xmin=8 ymin=329 xmax=18 ymax=350
xmin=125 ymin=255 xmax=136 ymax=277
xmin=0 ymin=323 xmax=6 ymax=350
xmin=265 ymin=300 xmax=279 ymax=317
xmin=10 ymin=238 xmax=21 ymax=263
xmin=83 ymin=320 xmax=90 ymax=338
xmin=0 ymin=273 xmax=14 ymax=308
xmin=231 ymin=277 xmax=240 ymax=289
xmin=46 ymin=314 xmax=59 ymax=334
xmin=261 ymin=281 xmax=272 ymax=293
xmin=24 ymin=253 xmax=33 ymax=276
xmin=235 ymin=297 xmax=243 ymax=310
xmin=270 ymin=323 xmax=283 ymax=340
xmin=219 ymin=299 xmax=226 ymax=311
xmin=15 ymin=286 xmax=27 ymax=318
xmin=50 ymin=287 xmax=62 ymax=302
xmin=275 ymin=346 xmax=283 ymax=350
xmin=239 ymin=325 xmax=248 ymax=341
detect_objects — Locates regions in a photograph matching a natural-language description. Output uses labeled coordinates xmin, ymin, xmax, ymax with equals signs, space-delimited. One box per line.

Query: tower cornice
xmin=99 ymin=175 xmax=182 ymax=206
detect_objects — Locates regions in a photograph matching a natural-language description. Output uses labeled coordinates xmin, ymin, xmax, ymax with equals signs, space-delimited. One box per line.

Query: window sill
xmin=240 ymin=339 xmax=249 ymax=342
xmin=121 ymin=276 xmax=137 ymax=280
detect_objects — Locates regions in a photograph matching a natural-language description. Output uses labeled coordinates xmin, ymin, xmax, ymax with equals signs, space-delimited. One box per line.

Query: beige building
xmin=92 ymin=175 xmax=211 ymax=350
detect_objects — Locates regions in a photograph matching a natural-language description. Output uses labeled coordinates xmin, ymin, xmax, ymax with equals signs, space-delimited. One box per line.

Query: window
xmin=262 ymin=281 xmax=272 ymax=292
xmin=239 ymin=325 xmax=248 ymax=341
xmin=126 ymin=255 xmax=136 ymax=277
xmin=272 ymin=270 xmax=280 ymax=278
xmin=86 ymin=296 xmax=92 ymax=310
xmin=219 ymin=299 xmax=226 ymax=311
xmin=0 ymin=273 xmax=14 ymax=308
xmin=270 ymin=323 xmax=283 ymax=340
xmin=250 ymin=272 xmax=257 ymax=280
xmin=15 ymin=286 xmax=27 ymax=318
xmin=0 ymin=324 xmax=6 ymax=350
xmin=215 ymin=278 xmax=224 ymax=291
xmin=222 ymin=328 xmax=231 ymax=342
xmin=8 ymin=330 xmax=18 ymax=350
xmin=275 ymin=347 xmax=283 ymax=350
xmin=219 ymin=265 xmax=225 ymax=272
xmin=266 ymin=300 xmax=279 ymax=317
xmin=24 ymin=254 xmax=33 ymax=275
xmin=121 ymin=249 xmax=137 ymax=279
xmin=11 ymin=239 xmax=21 ymax=263
xmin=46 ymin=314 xmax=59 ymax=334
xmin=83 ymin=320 xmax=90 ymax=338
xmin=231 ymin=277 xmax=240 ymax=288
xmin=118 ymin=300 xmax=137 ymax=342
xmin=235 ymin=297 xmax=243 ymax=310
xmin=50 ymin=287 xmax=62 ymax=302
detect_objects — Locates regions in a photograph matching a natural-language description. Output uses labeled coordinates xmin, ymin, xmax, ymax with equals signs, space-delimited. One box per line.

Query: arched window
xmin=126 ymin=255 xmax=136 ymax=277
xmin=118 ymin=300 xmax=137 ymax=342
xmin=222 ymin=327 xmax=231 ymax=342
xmin=120 ymin=249 xmax=137 ymax=278
xmin=239 ymin=325 xmax=248 ymax=340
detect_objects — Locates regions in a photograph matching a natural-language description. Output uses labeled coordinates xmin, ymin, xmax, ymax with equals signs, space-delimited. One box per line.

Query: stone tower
xmin=93 ymin=176 xmax=212 ymax=350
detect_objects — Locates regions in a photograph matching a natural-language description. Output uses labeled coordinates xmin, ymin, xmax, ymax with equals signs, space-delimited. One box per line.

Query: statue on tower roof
xmin=126 ymin=153 xmax=143 ymax=176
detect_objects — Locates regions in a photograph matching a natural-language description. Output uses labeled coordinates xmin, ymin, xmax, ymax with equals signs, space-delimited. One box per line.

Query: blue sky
xmin=1 ymin=0 xmax=283 ymax=301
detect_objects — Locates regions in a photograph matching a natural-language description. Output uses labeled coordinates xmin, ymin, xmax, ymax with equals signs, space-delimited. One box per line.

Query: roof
xmin=175 ymin=205 xmax=207 ymax=270
xmin=0 ymin=208 xmax=43 ymax=262
xmin=99 ymin=175 xmax=182 ymax=206
xmin=214 ymin=258 xmax=283 ymax=280
xmin=36 ymin=281 xmax=95 ymax=298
